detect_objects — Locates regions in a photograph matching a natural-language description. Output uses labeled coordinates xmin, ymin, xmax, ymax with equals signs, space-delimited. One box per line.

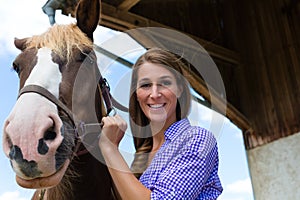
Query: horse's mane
xmin=25 ymin=24 xmax=93 ymax=62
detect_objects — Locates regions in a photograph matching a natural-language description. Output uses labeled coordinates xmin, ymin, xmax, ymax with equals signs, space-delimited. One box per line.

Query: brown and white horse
xmin=2 ymin=0 xmax=117 ymax=199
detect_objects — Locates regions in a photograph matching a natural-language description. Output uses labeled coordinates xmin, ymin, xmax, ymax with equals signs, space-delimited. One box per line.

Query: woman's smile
xmin=136 ymin=62 xmax=182 ymax=126
xmin=148 ymin=103 xmax=166 ymax=109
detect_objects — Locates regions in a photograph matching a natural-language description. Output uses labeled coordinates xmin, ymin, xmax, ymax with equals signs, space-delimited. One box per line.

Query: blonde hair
xmin=25 ymin=24 xmax=93 ymax=63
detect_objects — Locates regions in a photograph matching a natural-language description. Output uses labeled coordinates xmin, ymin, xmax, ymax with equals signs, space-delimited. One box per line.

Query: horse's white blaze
xmin=3 ymin=47 xmax=64 ymax=175
xmin=25 ymin=47 xmax=62 ymax=98
xmin=11 ymin=47 xmax=63 ymax=159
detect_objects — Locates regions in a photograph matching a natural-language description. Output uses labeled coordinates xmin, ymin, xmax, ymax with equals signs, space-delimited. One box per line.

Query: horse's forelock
xmin=25 ymin=24 xmax=93 ymax=62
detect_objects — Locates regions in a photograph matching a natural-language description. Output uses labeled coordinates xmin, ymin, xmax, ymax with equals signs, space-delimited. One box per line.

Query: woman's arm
xmin=99 ymin=115 xmax=151 ymax=200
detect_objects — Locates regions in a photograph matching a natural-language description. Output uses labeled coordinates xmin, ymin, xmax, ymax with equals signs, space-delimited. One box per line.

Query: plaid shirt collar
xmin=164 ymin=118 xmax=191 ymax=141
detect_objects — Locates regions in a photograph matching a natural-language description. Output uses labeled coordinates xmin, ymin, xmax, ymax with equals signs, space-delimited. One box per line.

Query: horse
xmin=2 ymin=0 xmax=119 ymax=199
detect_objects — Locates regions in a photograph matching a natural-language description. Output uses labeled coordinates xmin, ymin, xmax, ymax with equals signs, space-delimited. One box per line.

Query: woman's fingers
xmin=100 ymin=115 xmax=127 ymax=147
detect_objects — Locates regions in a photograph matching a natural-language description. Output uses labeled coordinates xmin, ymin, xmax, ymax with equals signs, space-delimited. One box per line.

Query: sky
xmin=0 ymin=0 xmax=254 ymax=199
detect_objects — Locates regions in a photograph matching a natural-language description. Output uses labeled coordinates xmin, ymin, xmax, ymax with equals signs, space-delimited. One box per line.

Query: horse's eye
xmin=12 ymin=63 xmax=20 ymax=75
xmin=76 ymin=48 xmax=93 ymax=62
xmin=77 ymin=53 xmax=87 ymax=62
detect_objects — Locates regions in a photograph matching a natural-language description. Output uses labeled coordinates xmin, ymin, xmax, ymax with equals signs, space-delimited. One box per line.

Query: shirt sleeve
xmin=150 ymin=129 xmax=222 ymax=200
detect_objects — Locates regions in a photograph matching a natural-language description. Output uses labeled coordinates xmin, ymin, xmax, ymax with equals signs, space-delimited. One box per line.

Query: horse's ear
xmin=14 ymin=38 xmax=28 ymax=51
xmin=76 ymin=0 xmax=101 ymax=41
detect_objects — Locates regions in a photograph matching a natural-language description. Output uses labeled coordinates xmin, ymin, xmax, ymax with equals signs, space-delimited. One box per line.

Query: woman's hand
xmin=99 ymin=115 xmax=127 ymax=149
xmin=98 ymin=116 xmax=151 ymax=200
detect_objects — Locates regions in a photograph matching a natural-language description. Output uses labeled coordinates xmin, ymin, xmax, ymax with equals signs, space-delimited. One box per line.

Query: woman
xmin=99 ymin=48 xmax=223 ymax=199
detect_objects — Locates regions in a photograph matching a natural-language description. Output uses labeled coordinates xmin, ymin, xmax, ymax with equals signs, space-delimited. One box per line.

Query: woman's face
xmin=136 ymin=62 xmax=182 ymax=126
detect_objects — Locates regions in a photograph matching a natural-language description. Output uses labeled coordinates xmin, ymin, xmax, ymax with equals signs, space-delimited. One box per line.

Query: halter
xmin=18 ymin=76 xmax=128 ymax=156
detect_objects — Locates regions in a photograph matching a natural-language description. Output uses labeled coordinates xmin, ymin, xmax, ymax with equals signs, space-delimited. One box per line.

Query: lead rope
xmin=73 ymin=76 xmax=117 ymax=156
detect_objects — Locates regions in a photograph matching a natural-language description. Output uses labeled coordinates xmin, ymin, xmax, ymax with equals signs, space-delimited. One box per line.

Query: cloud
xmin=0 ymin=191 xmax=28 ymax=200
xmin=233 ymin=129 xmax=244 ymax=141
xmin=226 ymin=177 xmax=253 ymax=194
xmin=218 ymin=178 xmax=254 ymax=200
xmin=189 ymin=100 xmax=231 ymax=139
xmin=0 ymin=0 xmax=74 ymax=56
xmin=0 ymin=0 xmax=45 ymax=55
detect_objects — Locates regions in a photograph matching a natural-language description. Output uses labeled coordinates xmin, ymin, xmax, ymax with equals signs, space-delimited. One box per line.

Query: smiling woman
xmin=94 ymin=36 xmax=254 ymax=199
xmin=135 ymin=63 xmax=183 ymax=127
xmin=0 ymin=0 xmax=253 ymax=199
xmin=98 ymin=48 xmax=223 ymax=199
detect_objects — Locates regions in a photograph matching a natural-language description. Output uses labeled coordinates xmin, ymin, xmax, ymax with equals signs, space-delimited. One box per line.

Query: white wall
xmin=247 ymin=132 xmax=300 ymax=200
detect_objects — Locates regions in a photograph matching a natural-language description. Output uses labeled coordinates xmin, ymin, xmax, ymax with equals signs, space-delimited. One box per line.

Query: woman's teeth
xmin=149 ymin=104 xmax=164 ymax=108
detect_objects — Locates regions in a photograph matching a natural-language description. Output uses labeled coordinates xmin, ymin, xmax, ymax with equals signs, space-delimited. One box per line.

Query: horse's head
xmin=2 ymin=0 xmax=102 ymax=189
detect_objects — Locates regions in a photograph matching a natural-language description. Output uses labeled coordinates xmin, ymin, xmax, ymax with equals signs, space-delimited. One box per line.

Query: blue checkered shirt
xmin=139 ymin=118 xmax=223 ymax=199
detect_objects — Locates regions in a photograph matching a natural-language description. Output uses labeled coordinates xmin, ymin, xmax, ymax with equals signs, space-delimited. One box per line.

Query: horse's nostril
xmin=9 ymin=145 xmax=23 ymax=161
xmin=44 ymin=128 xmax=57 ymax=141
xmin=38 ymin=127 xmax=57 ymax=155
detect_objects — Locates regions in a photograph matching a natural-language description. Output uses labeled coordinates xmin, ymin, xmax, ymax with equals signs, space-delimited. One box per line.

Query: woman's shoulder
xmin=185 ymin=123 xmax=216 ymax=139
xmin=181 ymin=124 xmax=218 ymax=154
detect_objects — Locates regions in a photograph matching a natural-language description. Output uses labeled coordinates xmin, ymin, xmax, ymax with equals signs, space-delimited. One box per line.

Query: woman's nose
xmin=150 ymin=85 xmax=162 ymax=98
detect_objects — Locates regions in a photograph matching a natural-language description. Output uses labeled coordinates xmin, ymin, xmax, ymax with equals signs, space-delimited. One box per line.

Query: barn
xmin=42 ymin=0 xmax=300 ymax=199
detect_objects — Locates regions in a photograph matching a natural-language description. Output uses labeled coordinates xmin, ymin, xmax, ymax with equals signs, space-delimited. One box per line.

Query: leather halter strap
xmin=19 ymin=84 xmax=75 ymax=124
xmin=99 ymin=77 xmax=128 ymax=113
xmin=17 ymin=76 xmax=127 ymax=156
xmin=17 ymin=76 xmax=125 ymax=123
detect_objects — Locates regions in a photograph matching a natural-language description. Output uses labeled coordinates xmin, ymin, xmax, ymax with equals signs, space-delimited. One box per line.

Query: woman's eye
xmin=139 ymin=83 xmax=152 ymax=88
xmin=161 ymin=80 xmax=172 ymax=86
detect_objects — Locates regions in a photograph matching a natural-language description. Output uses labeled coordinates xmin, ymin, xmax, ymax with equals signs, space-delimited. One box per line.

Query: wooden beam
xmin=118 ymin=0 xmax=140 ymax=11
xmin=100 ymin=3 xmax=240 ymax=65
xmin=183 ymin=67 xmax=251 ymax=132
